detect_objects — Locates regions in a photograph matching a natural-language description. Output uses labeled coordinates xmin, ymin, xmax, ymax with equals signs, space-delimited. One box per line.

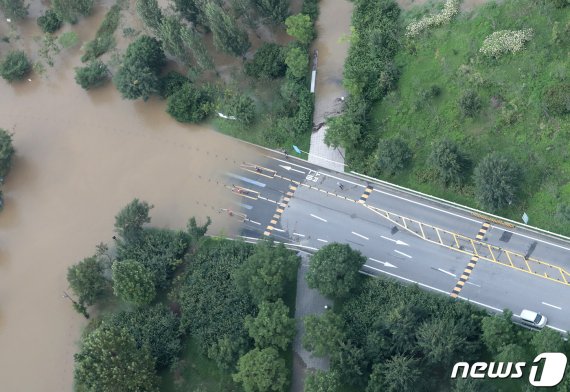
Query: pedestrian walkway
xmin=307 ymin=0 xmax=354 ymax=172
xmin=291 ymin=255 xmax=330 ymax=392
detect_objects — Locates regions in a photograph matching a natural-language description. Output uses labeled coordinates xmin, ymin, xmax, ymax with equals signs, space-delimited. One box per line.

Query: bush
xmin=377 ymin=137 xmax=412 ymax=176
xmin=0 ymin=50 xmax=31 ymax=82
xmin=458 ymin=89 xmax=481 ymax=118
xmin=58 ymin=31 xmax=79 ymax=48
xmin=158 ymin=71 xmax=188 ymax=99
xmin=479 ymin=29 xmax=534 ymax=58
xmin=474 ymin=153 xmax=520 ymax=211
xmin=37 ymin=9 xmax=62 ymax=33
xmin=166 ymin=83 xmax=214 ymax=123
xmin=219 ymin=91 xmax=256 ymax=125
xmin=544 ymin=84 xmax=570 ymax=116
xmin=427 ymin=140 xmax=469 ymax=186
xmin=75 ymin=60 xmax=109 ymax=90
xmin=553 ymin=0 xmax=569 ymax=7
xmin=245 ymin=43 xmax=286 ymax=79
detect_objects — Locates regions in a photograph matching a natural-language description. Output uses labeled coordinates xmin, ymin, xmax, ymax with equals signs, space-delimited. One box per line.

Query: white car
xmin=520 ymin=309 xmax=547 ymax=329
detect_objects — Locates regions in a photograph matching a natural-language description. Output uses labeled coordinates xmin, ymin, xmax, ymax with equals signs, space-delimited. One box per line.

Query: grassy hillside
xmin=368 ymin=0 xmax=569 ymax=233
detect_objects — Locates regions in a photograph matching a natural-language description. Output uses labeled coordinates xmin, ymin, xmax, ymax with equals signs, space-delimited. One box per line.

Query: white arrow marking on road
xmin=368 ymin=258 xmax=397 ymax=268
xmin=394 ymin=250 xmax=412 ymax=259
xmin=542 ymin=302 xmax=562 ymax=310
xmin=279 ymin=165 xmax=306 ymax=174
xmin=380 ymin=236 xmax=409 ymax=246
xmin=437 ymin=268 xmax=456 ymax=278
xmin=352 ymin=232 xmax=369 ymax=240
xmin=310 ymin=214 xmax=328 ymax=222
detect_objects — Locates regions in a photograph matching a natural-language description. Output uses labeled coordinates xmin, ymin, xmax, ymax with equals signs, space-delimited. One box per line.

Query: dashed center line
xmin=317 ymin=238 xmax=329 ymax=243
xmin=394 ymin=250 xmax=412 ymax=259
xmin=351 ymin=232 xmax=369 ymax=240
xmin=293 ymin=232 xmax=305 ymax=237
xmin=437 ymin=268 xmax=456 ymax=278
xmin=310 ymin=214 xmax=328 ymax=222
xmin=466 ymin=281 xmax=481 ymax=287
xmin=542 ymin=302 xmax=562 ymax=310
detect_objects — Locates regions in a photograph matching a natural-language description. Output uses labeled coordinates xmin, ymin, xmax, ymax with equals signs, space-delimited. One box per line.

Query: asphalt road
xmin=224 ymin=151 xmax=570 ymax=333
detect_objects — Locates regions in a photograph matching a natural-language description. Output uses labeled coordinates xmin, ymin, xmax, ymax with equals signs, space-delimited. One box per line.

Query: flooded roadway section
xmin=0 ymin=55 xmax=260 ymax=392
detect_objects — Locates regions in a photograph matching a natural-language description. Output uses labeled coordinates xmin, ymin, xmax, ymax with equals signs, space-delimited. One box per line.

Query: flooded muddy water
xmin=0 ymin=11 xmax=261 ymax=392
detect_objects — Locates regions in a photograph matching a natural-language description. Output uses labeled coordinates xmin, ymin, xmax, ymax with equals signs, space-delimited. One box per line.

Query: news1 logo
xmin=451 ymin=353 xmax=567 ymax=387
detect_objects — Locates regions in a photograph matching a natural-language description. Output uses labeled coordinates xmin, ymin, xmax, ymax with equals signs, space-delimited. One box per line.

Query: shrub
xmin=58 ymin=31 xmax=79 ymax=48
xmin=480 ymin=29 xmax=534 ymax=58
xmin=377 ymin=137 xmax=412 ymax=176
xmin=474 ymin=153 xmax=520 ymax=210
xmin=427 ymin=140 xmax=469 ymax=186
xmin=75 ymin=60 xmax=109 ymax=90
xmin=37 ymin=9 xmax=62 ymax=33
xmin=0 ymin=50 xmax=31 ymax=82
xmin=553 ymin=0 xmax=569 ymax=8
xmin=219 ymin=91 xmax=256 ymax=125
xmin=406 ymin=0 xmax=459 ymax=38
xmin=458 ymin=89 xmax=481 ymax=118
xmin=166 ymin=83 xmax=214 ymax=123
xmin=556 ymin=204 xmax=570 ymax=224
xmin=544 ymin=84 xmax=570 ymax=116
xmin=245 ymin=43 xmax=286 ymax=79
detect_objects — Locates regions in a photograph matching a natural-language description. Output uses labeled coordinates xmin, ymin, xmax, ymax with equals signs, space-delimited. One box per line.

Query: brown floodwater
xmin=0 ymin=8 xmax=263 ymax=392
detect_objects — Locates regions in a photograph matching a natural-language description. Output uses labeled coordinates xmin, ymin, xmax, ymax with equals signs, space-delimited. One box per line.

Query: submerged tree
xmin=52 ymin=0 xmax=93 ymax=23
xmin=0 ymin=50 xmax=31 ymax=82
xmin=0 ymin=128 xmax=15 ymax=180
xmin=0 ymin=0 xmax=28 ymax=20
xmin=254 ymin=0 xmax=289 ymax=24
xmin=205 ymin=2 xmax=250 ymax=57
xmin=67 ymin=256 xmax=108 ymax=306
xmin=75 ymin=60 xmax=109 ymax=90
xmin=114 ymin=198 xmax=153 ymax=240
xmin=136 ymin=0 xmax=163 ymax=33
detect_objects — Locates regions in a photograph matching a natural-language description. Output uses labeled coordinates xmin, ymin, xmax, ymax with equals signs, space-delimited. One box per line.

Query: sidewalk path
xmin=291 ymin=255 xmax=330 ymax=392
xmin=308 ymin=0 xmax=353 ymax=172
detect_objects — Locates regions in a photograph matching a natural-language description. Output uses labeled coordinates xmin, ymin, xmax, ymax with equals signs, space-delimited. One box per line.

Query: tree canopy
xmin=245 ymin=43 xmax=287 ymax=79
xmin=233 ymin=347 xmax=289 ymax=392
xmin=234 ymin=240 xmax=299 ymax=303
xmin=376 ymin=137 xmax=412 ymax=176
xmin=474 ymin=153 xmax=520 ymax=211
xmin=67 ymin=256 xmax=108 ymax=306
xmin=304 ymin=370 xmax=340 ymax=392
xmin=74 ymin=323 xmax=158 ymax=392
xmin=306 ymin=243 xmax=366 ymax=298
xmin=166 ymin=83 xmax=214 ymax=123
xmin=114 ymin=198 xmax=153 ymax=241
xmin=303 ymin=311 xmax=346 ymax=357
xmin=285 ymin=14 xmax=314 ymax=45
xmin=245 ymin=299 xmax=295 ymax=350
xmin=112 ymin=260 xmax=156 ymax=306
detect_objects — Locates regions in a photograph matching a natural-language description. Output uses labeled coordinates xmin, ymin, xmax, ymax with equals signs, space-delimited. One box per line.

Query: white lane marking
xmin=380 ymin=236 xmax=409 ymax=246
xmin=268 ymin=156 xmax=570 ymax=253
xmin=293 ymin=232 xmax=305 ymax=237
xmin=279 ymin=164 xmax=306 ymax=174
xmin=239 ymin=236 xmax=318 ymax=251
xmin=247 ymin=220 xmax=261 ymax=225
xmin=272 ymin=227 xmax=285 ymax=232
xmin=542 ymin=302 xmax=562 ymax=310
xmin=368 ymin=258 xmax=397 ymax=268
xmin=361 ymin=265 xmax=568 ymax=334
xmin=317 ymin=238 xmax=328 ymax=243
xmin=466 ymin=281 xmax=481 ymax=287
xmin=394 ymin=250 xmax=412 ymax=259
xmin=437 ymin=268 xmax=456 ymax=278
xmin=352 ymin=232 xmax=369 ymax=240
xmin=310 ymin=214 xmax=328 ymax=222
